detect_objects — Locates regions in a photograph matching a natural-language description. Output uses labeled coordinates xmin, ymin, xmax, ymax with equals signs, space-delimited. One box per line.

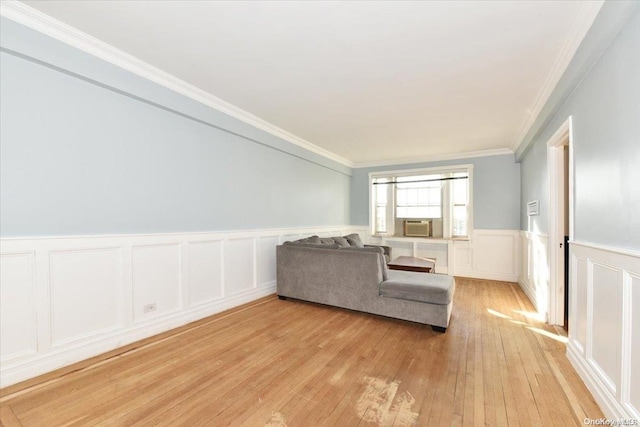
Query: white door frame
xmin=547 ymin=116 xmax=574 ymax=326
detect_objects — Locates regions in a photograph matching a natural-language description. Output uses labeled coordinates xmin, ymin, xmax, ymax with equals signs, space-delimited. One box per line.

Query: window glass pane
xmin=453 ymin=178 xmax=468 ymax=205
xmin=453 ymin=205 xmax=467 ymax=236
xmin=396 ymin=188 xmax=407 ymax=205
xmin=426 ymin=206 xmax=442 ymax=218
xmin=417 ymin=189 xmax=428 ymax=205
xmin=429 ymin=188 xmax=441 ymax=204
xmin=407 ymin=189 xmax=418 ymax=205
xmin=398 ymin=174 xmax=441 ymax=185
xmin=376 ymin=206 xmax=387 ymax=233
xmin=376 ymin=184 xmax=388 ymax=204
xmin=395 ymin=174 xmax=443 ymax=218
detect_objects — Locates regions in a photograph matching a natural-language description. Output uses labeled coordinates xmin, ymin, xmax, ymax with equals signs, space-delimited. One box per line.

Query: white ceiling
xmin=18 ymin=0 xmax=603 ymax=166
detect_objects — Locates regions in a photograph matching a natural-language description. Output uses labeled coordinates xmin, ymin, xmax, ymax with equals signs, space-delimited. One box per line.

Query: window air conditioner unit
xmin=404 ymin=220 xmax=431 ymax=237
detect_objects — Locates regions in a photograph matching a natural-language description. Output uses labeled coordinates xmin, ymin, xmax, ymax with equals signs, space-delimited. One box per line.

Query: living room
xmin=1 ymin=1 xmax=638 ymax=425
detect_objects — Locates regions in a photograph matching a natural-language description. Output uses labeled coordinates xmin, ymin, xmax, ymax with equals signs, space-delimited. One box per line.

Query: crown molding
xmin=0 ymin=0 xmax=354 ymax=168
xmin=352 ymin=148 xmax=514 ymax=169
xmin=510 ymin=0 xmax=604 ymax=153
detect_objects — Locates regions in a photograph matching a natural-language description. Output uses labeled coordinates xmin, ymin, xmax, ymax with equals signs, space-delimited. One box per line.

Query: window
xmin=371 ymin=165 xmax=472 ymax=238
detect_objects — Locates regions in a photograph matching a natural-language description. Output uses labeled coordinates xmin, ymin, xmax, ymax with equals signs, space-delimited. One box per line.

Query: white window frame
xmin=369 ymin=164 xmax=474 ymax=239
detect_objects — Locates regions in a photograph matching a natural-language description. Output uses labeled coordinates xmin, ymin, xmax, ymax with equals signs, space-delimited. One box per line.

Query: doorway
xmin=547 ymin=117 xmax=573 ymax=328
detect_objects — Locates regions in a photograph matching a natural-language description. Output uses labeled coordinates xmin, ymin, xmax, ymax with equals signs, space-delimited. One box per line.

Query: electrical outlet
xmin=143 ymin=303 xmax=157 ymax=313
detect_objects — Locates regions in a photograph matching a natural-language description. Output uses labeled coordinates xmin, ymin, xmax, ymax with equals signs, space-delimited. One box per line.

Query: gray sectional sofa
xmin=276 ymin=234 xmax=455 ymax=331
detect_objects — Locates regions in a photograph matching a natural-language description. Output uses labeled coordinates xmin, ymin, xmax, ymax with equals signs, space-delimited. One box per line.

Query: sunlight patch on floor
xmin=488 ymin=308 xmax=568 ymax=343
xmin=513 ymin=309 xmax=545 ymax=322
xmin=526 ymin=326 xmax=569 ymax=343
xmin=487 ymin=308 xmax=511 ymax=319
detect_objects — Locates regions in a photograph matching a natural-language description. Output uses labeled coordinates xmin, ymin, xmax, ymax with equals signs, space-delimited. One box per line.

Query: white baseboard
xmin=518 ymin=277 xmax=539 ymax=310
xmin=0 ymin=225 xmax=358 ymax=387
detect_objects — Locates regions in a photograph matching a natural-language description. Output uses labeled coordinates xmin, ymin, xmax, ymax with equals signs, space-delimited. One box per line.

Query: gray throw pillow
xmin=295 ymin=235 xmax=320 ymax=244
xmin=330 ymin=236 xmax=350 ymax=247
xmin=320 ymin=238 xmax=336 ymax=245
xmin=344 ymin=233 xmax=364 ymax=248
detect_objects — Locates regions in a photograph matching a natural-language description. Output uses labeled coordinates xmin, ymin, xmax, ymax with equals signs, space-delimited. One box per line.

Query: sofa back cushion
xmin=338 ymin=246 xmax=388 ymax=280
xmin=283 ymin=241 xmax=340 ymax=249
xmin=330 ymin=236 xmax=350 ymax=247
xmin=296 ymin=235 xmax=321 ymax=244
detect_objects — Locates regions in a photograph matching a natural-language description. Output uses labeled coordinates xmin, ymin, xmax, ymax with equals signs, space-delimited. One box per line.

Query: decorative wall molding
xmin=570 ymin=240 xmax=640 ymax=259
xmin=567 ymin=241 xmax=640 ymax=420
xmin=0 ymin=0 xmax=353 ymax=169
xmin=353 ymin=148 xmax=514 ymax=169
xmin=0 ymin=225 xmax=358 ymax=387
xmin=511 ymin=0 xmax=604 ymax=152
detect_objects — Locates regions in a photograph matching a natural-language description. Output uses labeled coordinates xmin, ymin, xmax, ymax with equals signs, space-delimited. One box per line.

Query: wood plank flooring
xmin=0 ymin=278 xmax=603 ymax=426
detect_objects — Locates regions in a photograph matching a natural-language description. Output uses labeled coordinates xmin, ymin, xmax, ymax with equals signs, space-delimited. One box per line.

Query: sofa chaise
xmin=276 ymin=234 xmax=455 ymax=332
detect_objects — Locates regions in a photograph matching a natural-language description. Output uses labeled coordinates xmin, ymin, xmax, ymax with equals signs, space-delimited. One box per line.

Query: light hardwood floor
xmin=0 ymin=278 xmax=603 ymax=426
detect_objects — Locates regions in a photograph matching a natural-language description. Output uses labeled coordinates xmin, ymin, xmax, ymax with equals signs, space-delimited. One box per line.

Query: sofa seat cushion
xmin=380 ymin=271 xmax=455 ymax=305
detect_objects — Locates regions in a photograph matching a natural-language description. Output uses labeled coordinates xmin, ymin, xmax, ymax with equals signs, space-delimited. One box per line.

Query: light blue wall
xmin=351 ymin=154 xmax=521 ymax=230
xmin=0 ymin=19 xmax=351 ymax=237
xmin=520 ymin=5 xmax=640 ymax=250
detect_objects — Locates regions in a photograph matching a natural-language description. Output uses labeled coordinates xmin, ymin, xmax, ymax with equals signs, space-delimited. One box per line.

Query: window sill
xmin=370 ymin=235 xmax=471 ymax=242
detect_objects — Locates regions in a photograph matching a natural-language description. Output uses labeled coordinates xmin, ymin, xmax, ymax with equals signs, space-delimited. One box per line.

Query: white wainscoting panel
xmin=187 ymin=240 xmax=223 ymax=307
xmin=0 ymin=252 xmax=36 ymax=362
xmin=257 ymin=236 xmax=279 ymax=287
xmin=628 ymin=272 xmax=640 ymax=418
xmin=281 ymin=234 xmax=301 ymax=243
xmin=518 ymin=231 xmax=549 ymax=315
xmin=132 ymin=244 xmax=182 ymax=323
xmin=567 ymin=241 xmax=640 ymax=421
xmin=452 ymin=230 xmax=520 ymax=282
xmin=224 ymin=238 xmax=255 ymax=296
xmin=473 ymin=233 xmax=517 ymax=278
xmin=386 ymin=240 xmax=414 ymax=258
xmin=453 ymin=241 xmax=473 ymax=273
xmin=415 ymin=242 xmax=448 ymax=272
xmin=50 ymin=248 xmax=124 ymax=346
xmin=589 ymin=262 xmax=620 ymax=394
xmin=0 ymin=225 xmax=355 ymax=387
xmin=365 ymin=229 xmax=518 ymax=279
xmin=574 ymin=255 xmax=588 ymax=354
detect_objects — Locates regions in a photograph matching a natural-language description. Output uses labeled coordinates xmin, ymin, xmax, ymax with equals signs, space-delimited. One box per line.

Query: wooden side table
xmin=387 ymin=256 xmax=436 ymax=273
